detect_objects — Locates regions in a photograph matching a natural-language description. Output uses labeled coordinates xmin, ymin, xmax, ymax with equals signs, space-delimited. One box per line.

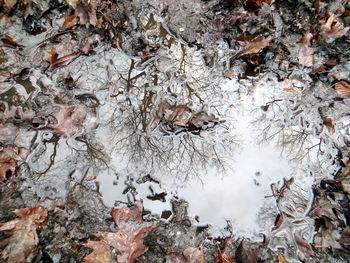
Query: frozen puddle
xmin=97 ymin=78 xmax=314 ymax=238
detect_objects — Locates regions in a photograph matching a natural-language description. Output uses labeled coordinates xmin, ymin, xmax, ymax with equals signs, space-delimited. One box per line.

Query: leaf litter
xmin=0 ymin=0 xmax=350 ymax=262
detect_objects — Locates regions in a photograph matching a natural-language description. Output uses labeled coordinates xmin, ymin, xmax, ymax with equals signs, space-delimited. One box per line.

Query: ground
xmin=0 ymin=0 xmax=350 ymax=262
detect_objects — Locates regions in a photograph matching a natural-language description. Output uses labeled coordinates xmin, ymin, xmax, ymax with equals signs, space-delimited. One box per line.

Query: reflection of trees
xmin=108 ymin=91 xmax=236 ymax=181
xmin=253 ymin=95 xmax=329 ymax=163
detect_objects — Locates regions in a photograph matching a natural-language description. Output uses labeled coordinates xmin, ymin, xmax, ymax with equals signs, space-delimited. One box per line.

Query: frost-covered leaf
xmin=84 ymin=202 xmax=157 ymax=263
xmin=0 ymin=207 xmax=48 ymax=263
xmin=334 ymin=81 xmax=350 ymax=98
xmin=0 ymin=145 xmax=27 ymax=182
xmin=320 ymin=15 xmax=349 ymax=43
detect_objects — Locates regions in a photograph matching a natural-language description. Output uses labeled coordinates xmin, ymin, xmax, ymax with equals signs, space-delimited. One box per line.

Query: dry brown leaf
xmin=309 ymin=203 xmax=340 ymax=221
xmin=323 ymin=118 xmax=335 ymax=134
xmin=0 ymin=207 xmax=48 ymax=263
xmin=320 ymin=15 xmax=350 ymax=43
xmin=61 ymin=15 xmax=78 ymax=31
xmin=298 ymin=32 xmax=315 ymax=67
xmin=0 ymin=145 xmax=27 ymax=182
xmin=84 ymin=202 xmax=157 ymax=263
xmin=239 ymin=38 xmax=270 ymax=56
xmin=334 ymin=81 xmax=350 ymax=98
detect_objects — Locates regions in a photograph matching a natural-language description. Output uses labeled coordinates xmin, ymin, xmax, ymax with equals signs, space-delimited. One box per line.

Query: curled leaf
xmin=320 ymin=15 xmax=349 ymax=43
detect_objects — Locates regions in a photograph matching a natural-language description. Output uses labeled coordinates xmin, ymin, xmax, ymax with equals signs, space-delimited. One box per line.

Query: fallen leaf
xmin=334 ymin=81 xmax=350 ymax=98
xmin=46 ymin=104 xmax=97 ymax=137
xmin=280 ymin=79 xmax=304 ymax=94
xmin=183 ymin=247 xmax=205 ymax=263
xmin=84 ymin=241 xmax=117 ymax=263
xmin=294 ymin=233 xmax=314 ymax=261
xmin=320 ymin=15 xmax=350 ymax=43
xmin=323 ymin=118 xmax=335 ymax=134
xmin=309 ymin=203 xmax=340 ymax=221
xmin=216 ymin=238 xmax=234 ymax=263
xmin=50 ymin=51 xmax=82 ymax=69
xmin=67 ymin=0 xmax=79 ymax=8
xmin=1 ymin=34 xmax=24 ymax=48
xmin=298 ymin=32 xmax=315 ymax=67
xmin=0 ymin=207 xmax=48 ymax=263
xmin=84 ymin=202 xmax=157 ymax=263
xmin=61 ymin=15 xmax=78 ymax=31
xmin=4 ymin=0 xmax=17 ymax=9
xmin=238 ymin=38 xmax=270 ymax=56
xmin=0 ymin=145 xmax=27 ymax=182
xmin=260 ymin=104 xmax=269 ymax=111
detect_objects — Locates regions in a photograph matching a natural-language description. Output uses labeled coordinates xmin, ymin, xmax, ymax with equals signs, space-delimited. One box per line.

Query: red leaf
xmin=84 ymin=202 xmax=157 ymax=263
xmin=1 ymin=34 xmax=24 ymax=48
xmin=50 ymin=51 xmax=82 ymax=69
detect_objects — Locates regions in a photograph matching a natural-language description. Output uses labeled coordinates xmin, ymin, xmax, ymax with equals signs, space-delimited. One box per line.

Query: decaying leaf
xmin=3 ymin=0 xmax=17 ymax=10
xmin=50 ymin=51 xmax=82 ymax=69
xmin=0 ymin=207 xmax=48 ymax=263
xmin=320 ymin=15 xmax=350 ymax=43
xmin=61 ymin=15 xmax=78 ymax=31
xmin=323 ymin=118 xmax=335 ymax=134
xmin=334 ymin=81 xmax=350 ymax=98
xmin=84 ymin=202 xmax=157 ymax=263
xmin=216 ymin=238 xmax=234 ymax=263
xmin=294 ymin=233 xmax=314 ymax=261
xmin=83 ymin=241 xmax=117 ymax=263
xmin=166 ymin=247 xmax=205 ymax=263
xmin=309 ymin=203 xmax=340 ymax=221
xmin=280 ymin=79 xmax=304 ymax=94
xmin=238 ymin=37 xmax=270 ymax=56
xmin=298 ymin=32 xmax=315 ymax=67
xmin=0 ymin=145 xmax=27 ymax=182
xmin=67 ymin=0 xmax=79 ymax=9
xmin=182 ymin=247 xmax=205 ymax=263
xmin=1 ymin=34 xmax=24 ymax=48
xmin=46 ymin=104 xmax=98 ymax=137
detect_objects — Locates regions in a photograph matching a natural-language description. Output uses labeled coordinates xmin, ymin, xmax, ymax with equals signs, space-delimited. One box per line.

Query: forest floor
xmin=0 ymin=0 xmax=350 ymax=262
